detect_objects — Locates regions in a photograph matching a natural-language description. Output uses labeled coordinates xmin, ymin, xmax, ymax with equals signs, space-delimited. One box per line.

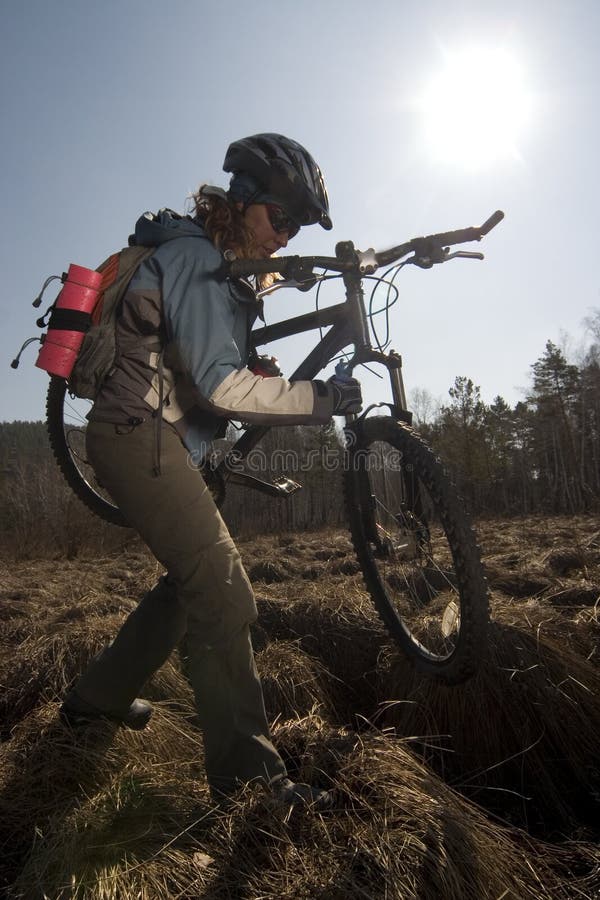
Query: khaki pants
xmin=69 ymin=418 xmax=285 ymax=797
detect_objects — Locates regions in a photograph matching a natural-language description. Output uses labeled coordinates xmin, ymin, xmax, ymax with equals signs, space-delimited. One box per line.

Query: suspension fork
xmin=336 ymin=240 xmax=411 ymax=424
xmin=335 ymin=255 xmax=419 ymax=542
xmin=386 ymin=352 xmax=410 ymax=420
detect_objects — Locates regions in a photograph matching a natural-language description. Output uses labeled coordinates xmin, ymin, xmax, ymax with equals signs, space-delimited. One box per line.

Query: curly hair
xmin=192 ymin=186 xmax=282 ymax=292
xmin=192 ymin=186 xmax=256 ymax=257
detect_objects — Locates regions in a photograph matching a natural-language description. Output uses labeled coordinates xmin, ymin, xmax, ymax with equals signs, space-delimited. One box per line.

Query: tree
xmin=578 ymin=356 xmax=600 ymax=499
xmin=409 ymin=387 xmax=440 ymax=428
xmin=433 ymin=377 xmax=489 ymax=511
xmin=481 ymin=396 xmax=519 ymax=514
xmin=527 ymin=341 xmax=582 ymax=512
xmin=583 ymin=308 xmax=600 ymax=365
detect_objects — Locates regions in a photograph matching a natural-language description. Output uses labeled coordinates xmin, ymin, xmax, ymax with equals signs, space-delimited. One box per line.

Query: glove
xmin=327 ymin=375 xmax=362 ymax=415
xmin=248 ymin=351 xmax=282 ymax=378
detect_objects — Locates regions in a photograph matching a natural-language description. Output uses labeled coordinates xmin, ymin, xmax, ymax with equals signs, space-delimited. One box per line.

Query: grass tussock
xmin=256 ymin=640 xmax=337 ymax=721
xmin=377 ymin=614 xmax=600 ymax=836
xmin=3 ymin=711 xmax=598 ymax=900
xmin=0 ymin=612 xmax=124 ymax=735
xmin=253 ymin=594 xmax=385 ymax=723
xmin=1 ymin=517 xmax=600 ymax=897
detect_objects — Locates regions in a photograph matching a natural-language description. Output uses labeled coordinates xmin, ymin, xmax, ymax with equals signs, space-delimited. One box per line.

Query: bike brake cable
xmin=367 ymin=264 xmax=406 ymax=351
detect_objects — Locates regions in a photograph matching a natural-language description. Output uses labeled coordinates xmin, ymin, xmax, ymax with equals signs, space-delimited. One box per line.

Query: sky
xmin=2 ymin=0 xmax=599 ymax=423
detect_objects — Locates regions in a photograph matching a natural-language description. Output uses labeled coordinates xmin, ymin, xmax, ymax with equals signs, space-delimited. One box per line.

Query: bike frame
xmin=215 ymin=240 xmax=409 ymax=494
xmin=39 ymin=207 xmax=502 ymax=547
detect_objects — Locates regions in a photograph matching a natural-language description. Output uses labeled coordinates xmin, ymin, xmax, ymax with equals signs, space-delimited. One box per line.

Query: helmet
xmin=223 ymin=133 xmax=332 ymax=230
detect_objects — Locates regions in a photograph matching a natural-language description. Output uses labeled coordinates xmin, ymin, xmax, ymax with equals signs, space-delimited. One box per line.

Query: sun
xmin=419 ymin=46 xmax=532 ymax=168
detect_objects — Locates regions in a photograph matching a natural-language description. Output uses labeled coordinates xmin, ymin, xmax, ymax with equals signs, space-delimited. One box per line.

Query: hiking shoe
xmin=269 ymin=775 xmax=333 ymax=810
xmin=60 ymin=695 xmax=153 ymax=731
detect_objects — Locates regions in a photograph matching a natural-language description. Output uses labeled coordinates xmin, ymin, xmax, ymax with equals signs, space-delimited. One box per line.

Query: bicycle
xmin=45 ymin=209 xmax=504 ymax=683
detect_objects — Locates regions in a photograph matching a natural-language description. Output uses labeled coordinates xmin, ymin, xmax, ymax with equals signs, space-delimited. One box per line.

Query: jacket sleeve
xmin=157 ymin=238 xmax=334 ymax=425
xmin=209 ymin=366 xmax=332 ymax=425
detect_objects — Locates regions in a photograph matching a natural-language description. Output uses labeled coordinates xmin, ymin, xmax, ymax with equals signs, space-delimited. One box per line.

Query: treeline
xmin=219 ymin=420 xmax=346 ymax=535
xmin=417 ymin=327 xmax=600 ymax=516
xmin=0 ymin=421 xmax=132 ymax=557
xmin=1 ymin=313 xmax=598 ymax=555
xmin=0 ymin=419 xmax=346 ymax=555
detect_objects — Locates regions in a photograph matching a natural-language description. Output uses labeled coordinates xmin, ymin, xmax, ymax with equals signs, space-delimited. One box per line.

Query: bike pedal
xmin=272 ymin=476 xmax=301 ymax=495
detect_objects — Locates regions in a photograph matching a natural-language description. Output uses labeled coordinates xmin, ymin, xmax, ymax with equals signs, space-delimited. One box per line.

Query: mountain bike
xmin=45 ymin=210 xmax=504 ymax=683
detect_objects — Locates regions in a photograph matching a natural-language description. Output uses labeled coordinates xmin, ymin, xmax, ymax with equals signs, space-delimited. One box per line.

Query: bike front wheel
xmin=344 ymin=416 xmax=489 ymax=684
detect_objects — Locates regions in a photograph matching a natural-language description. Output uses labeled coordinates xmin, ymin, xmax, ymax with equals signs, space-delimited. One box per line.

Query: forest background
xmin=1 ymin=308 xmax=598 ymax=558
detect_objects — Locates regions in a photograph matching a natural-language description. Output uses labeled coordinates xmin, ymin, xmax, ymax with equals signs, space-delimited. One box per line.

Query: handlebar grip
xmin=425 ymin=210 xmax=505 ymax=248
xmin=480 ymin=209 xmax=505 ymax=235
xmin=423 ymin=226 xmax=480 ymax=247
xmin=228 ymin=256 xmax=297 ymax=278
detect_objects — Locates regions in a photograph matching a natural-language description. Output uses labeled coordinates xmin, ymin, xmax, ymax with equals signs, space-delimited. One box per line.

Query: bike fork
xmin=387 ymin=350 xmax=409 ymax=416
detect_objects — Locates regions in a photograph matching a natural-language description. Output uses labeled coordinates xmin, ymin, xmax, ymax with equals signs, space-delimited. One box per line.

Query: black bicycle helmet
xmin=223 ymin=133 xmax=332 ymax=230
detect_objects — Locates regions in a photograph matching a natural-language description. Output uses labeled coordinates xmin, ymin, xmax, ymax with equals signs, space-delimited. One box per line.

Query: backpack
xmin=68 ymin=245 xmax=155 ymax=399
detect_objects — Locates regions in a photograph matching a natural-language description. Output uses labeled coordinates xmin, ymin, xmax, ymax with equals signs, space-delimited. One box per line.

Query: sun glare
xmin=419 ymin=47 xmax=532 ymax=168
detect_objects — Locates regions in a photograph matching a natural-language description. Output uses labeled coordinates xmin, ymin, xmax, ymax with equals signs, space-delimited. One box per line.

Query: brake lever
xmin=256 ymin=274 xmax=320 ymax=298
xmin=410 ymin=247 xmax=484 ymax=268
xmin=445 ymin=251 xmax=485 ymax=261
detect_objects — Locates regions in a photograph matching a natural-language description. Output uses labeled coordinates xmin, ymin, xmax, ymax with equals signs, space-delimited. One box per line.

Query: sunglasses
xmin=265 ymin=203 xmax=300 ymax=239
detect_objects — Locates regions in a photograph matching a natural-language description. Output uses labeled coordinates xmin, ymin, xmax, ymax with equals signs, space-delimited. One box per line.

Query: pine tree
xmin=436 ymin=377 xmax=489 ymax=510
xmin=527 ymin=341 xmax=582 ymax=512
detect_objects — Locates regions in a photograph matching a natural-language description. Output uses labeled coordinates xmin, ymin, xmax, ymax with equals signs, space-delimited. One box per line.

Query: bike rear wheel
xmin=46 ymin=376 xmax=128 ymax=526
xmin=46 ymin=376 xmax=227 ymax=525
xmin=344 ymin=416 xmax=488 ymax=684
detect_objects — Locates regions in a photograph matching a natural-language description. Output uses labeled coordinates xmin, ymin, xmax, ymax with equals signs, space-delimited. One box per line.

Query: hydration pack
xmin=12 ymin=245 xmax=155 ymax=399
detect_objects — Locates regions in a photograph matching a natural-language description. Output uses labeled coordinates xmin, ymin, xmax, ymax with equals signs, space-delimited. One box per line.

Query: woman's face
xmin=243 ymin=203 xmax=294 ymax=258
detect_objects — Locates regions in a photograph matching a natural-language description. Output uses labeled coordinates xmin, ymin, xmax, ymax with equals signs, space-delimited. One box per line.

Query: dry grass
xmin=3 ymin=710 xmax=597 ymax=900
xmin=256 ymin=640 xmax=337 ymax=721
xmin=377 ymin=618 xmax=600 ymax=836
xmin=1 ymin=517 xmax=599 ymax=897
xmin=371 ymin=516 xmax=600 ymax=838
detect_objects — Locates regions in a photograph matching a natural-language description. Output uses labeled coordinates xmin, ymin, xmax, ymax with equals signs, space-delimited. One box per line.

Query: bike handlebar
xmin=480 ymin=209 xmax=505 ymax=235
xmin=226 ymin=209 xmax=504 ymax=279
xmin=376 ymin=210 xmax=504 ymax=267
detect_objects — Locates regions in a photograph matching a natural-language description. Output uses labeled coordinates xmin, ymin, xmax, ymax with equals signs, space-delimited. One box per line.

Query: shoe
xmin=269 ymin=775 xmax=333 ymax=810
xmin=60 ymin=695 xmax=153 ymax=731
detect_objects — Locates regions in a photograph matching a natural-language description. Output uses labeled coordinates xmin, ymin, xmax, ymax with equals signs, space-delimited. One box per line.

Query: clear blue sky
xmin=2 ymin=0 xmax=599 ymax=422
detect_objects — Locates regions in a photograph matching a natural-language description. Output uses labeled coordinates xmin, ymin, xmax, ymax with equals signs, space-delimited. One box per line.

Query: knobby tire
xmin=344 ymin=416 xmax=489 ymax=684
xmin=46 ymin=376 xmax=128 ymax=527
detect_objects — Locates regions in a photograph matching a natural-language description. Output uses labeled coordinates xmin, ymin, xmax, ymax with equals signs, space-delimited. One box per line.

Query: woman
xmin=60 ymin=134 xmax=362 ymax=808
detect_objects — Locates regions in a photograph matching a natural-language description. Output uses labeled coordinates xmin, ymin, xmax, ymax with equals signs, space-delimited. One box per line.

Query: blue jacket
xmin=90 ymin=209 xmax=332 ymax=457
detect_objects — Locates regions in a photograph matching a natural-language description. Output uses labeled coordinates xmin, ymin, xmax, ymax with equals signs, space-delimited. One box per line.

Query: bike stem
xmin=336 ymin=240 xmax=371 ymax=354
